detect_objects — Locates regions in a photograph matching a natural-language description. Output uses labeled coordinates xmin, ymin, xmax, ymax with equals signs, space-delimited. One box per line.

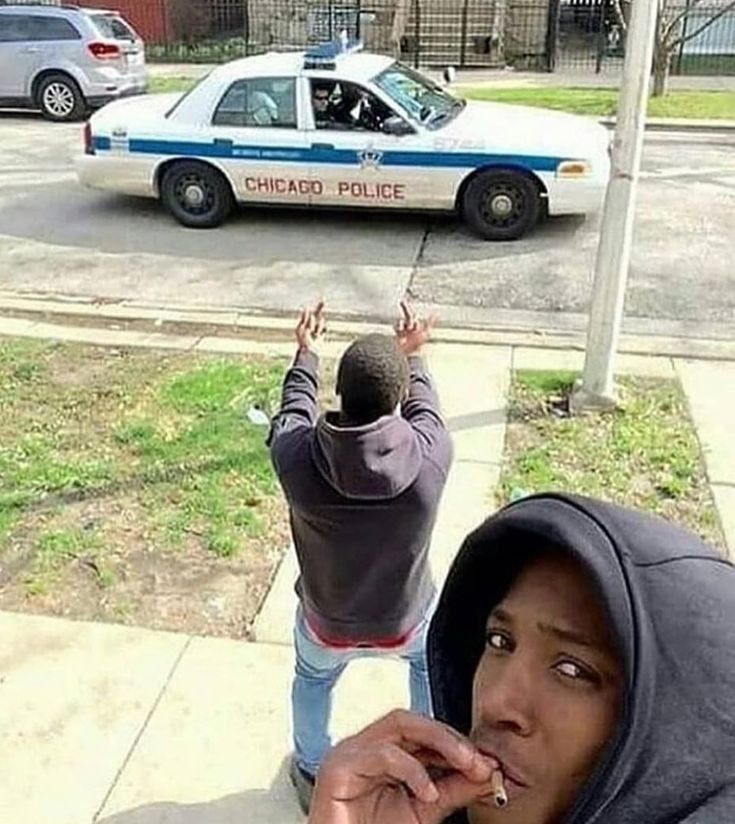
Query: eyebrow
xmin=490 ymin=607 xmax=602 ymax=650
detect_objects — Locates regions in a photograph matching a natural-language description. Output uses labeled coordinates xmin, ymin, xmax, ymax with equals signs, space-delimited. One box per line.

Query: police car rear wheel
xmin=38 ymin=74 xmax=86 ymax=123
xmin=463 ymin=171 xmax=541 ymax=241
xmin=161 ymin=162 xmax=234 ymax=229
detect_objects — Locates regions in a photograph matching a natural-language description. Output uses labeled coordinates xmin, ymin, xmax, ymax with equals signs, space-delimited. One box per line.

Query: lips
xmin=474 ymin=745 xmax=531 ymax=790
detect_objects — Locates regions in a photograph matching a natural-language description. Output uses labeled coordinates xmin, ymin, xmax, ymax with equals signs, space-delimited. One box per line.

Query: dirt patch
xmin=0 ymin=493 xmax=290 ymax=638
xmin=0 ymin=338 xmax=334 ymax=638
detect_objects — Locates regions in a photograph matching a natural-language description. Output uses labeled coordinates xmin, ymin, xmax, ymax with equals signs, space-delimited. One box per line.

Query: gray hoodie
xmin=430 ymin=494 xmax=735 ymax=823
xmin=268 ymin=349 xmax=453 ymax=644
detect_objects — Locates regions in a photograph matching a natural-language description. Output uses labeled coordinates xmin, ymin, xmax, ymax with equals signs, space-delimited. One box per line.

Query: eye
xmin=554 ymin=659 xmax=600 ymax=684
xmin=486 ymin=629 xmax=513 ymax=652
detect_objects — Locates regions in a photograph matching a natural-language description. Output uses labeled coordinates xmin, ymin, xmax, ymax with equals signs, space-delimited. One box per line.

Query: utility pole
xmin=573 ymin=0 xmax=661 ymax=408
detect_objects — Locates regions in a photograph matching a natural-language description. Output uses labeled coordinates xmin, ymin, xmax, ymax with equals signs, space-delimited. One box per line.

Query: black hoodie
xmin=428 ymin=494 xmax=735 ymax=823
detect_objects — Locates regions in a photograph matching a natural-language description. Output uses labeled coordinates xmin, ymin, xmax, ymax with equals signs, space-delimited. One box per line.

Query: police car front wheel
xmin=462 ymin=170 xmax=541 ymax=241
xmin=161 ymin=161 xmax=234 ymax=229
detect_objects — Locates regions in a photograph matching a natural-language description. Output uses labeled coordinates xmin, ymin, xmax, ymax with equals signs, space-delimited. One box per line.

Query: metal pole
xmin=576 ymin=0 xmax=660 ymax=406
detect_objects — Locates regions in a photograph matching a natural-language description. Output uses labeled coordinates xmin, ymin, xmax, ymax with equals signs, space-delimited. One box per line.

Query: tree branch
xmin=669 ymin=0 xmax=735 ymax=48
xmin=611 ymin=0 xmax=629 ymax=31
xmin=662 ymin=0 xmax=707 ymax=42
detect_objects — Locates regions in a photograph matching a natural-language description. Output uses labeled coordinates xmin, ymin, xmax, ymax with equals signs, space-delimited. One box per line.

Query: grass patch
xmin=147 ymin=77 xmax=735 ymax=120
xmin=148 ymin=76 xmax=200 ymax=95
xmin=0 ymin=339 xmax=290 ymax=633
xmin=499 ymin=370 xmax=724 ymax=549
xmin=24 ymin=527 xmax=106 ymax=597
xmin=462 ymin=87 xmax=735 ymax=120
xmin=146 ymin=38 xmax=249 ymax=64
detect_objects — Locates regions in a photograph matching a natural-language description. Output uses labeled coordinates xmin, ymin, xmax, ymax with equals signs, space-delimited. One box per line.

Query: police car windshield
xmin=374 ymin=63 xmax=463 ymax=129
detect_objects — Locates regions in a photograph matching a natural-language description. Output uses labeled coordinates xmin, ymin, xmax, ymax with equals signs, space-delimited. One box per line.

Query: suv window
xmin=92 ymin=14 xmax=137 ymax=41
xmin=0 ymin=14 xmax=33 ymax=42
xmin=213 ymin=78 xmax=297 ymax=129
xmin=28 ymin=16 xmax=82 ymax=41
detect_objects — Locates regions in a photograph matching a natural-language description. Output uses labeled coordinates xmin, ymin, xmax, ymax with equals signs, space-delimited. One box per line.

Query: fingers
xmin=338 ymin=743 xmax=440 ymax=804
xmin=295 ymin=308 xmax=310 ymax=344
xmin=415 ymin=768 xmax=498 ymax=821
xmin=400 ymin=299 xmax=413 ymax=327
xmin=354 ymin=710 xmax=496 ymax=782
xmin=296 ymin=303 xmax=327 ymax=348
xmin=400 ymin=300 xmax=418 ymax=331
xmin=313 ymin=301 xmax=326 ymax=337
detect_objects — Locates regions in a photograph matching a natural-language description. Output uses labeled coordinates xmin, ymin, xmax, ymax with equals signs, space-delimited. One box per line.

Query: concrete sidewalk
xmin=1 ymin=321 xmax=734 ymax=824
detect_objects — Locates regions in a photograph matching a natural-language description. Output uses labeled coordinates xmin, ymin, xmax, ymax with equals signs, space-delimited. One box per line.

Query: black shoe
xmin=289 ymin=756 xmax=316 ymax=815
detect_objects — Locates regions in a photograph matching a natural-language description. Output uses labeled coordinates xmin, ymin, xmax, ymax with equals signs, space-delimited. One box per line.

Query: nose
xmin=475 ymin=654 xmax=536 ymax=737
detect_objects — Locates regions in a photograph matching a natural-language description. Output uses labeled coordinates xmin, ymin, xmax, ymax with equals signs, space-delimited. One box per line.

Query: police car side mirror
xmin=382 ymin=116 xmax=414 ymax=136
xmin=442 ymin=66 xmax=456 ymax=86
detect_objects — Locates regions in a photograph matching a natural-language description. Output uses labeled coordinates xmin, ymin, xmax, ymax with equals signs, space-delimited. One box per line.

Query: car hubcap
xmin=481 ymin=183 xmax=525 ymax=228
xmin=183 ymin=184 xmax=205 ymax=208
xmin=174 ymin=173 xmax=215 ymax=215
xmin=489 ymin=194 xmax=514 ymax=217
xmin=44 ymin=83 xmax=75 ymax=117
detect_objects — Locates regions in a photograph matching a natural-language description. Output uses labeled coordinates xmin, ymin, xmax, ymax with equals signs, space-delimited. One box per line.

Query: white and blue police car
xmin=75 ymin=38 xmax=611 ymax=241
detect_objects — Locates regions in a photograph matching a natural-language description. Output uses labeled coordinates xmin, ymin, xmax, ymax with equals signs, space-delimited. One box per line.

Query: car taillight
xmin=84 ymin=122 xmax=95 ymax=155
xmin=88 ymin=41 xmax=121 ymax=60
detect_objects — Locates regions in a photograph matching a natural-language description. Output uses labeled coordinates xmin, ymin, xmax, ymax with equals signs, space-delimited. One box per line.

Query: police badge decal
xmin=358 ymin=148 xmax=383 ymax=170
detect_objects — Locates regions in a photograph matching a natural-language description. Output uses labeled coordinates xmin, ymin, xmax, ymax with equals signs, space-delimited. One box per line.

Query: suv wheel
xmin=38 ymin=74 xmax=86 ymax=122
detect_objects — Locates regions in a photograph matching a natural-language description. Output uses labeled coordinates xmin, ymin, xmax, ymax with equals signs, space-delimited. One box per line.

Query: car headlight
xmin=556 ymin=160 xmax=592 ymax=179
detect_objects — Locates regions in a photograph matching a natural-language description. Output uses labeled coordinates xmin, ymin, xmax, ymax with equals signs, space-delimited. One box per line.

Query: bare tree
xmin=610 ymin=0 xmax=735 ymax=97
xmin=654 ymin=0 xmax=735 ymax=94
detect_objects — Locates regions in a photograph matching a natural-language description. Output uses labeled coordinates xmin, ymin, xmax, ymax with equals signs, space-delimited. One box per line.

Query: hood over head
xmin=428 ymin=493 xmax=735 ymax=823
xmin=311 ymin=411 xmax=422 ymax=500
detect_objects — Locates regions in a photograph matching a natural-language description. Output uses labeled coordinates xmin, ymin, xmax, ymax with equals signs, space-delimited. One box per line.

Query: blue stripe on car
xmin=93 ymin=136 xmax=563 ymax=172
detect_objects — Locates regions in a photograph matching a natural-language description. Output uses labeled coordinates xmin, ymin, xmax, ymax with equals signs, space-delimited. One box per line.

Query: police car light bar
xmin=304 ymin=32 xmax=363 ymax=70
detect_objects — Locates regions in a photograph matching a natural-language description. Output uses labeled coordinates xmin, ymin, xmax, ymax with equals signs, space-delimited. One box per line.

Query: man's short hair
xmin=337 ymin=334 xmax=410 ymax=424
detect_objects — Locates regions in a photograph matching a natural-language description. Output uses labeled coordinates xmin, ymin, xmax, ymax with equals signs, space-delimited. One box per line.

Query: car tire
xmin=161 ymin=161 xmax=234 ymax=229
xmin=37 ymin=74 xmax=86 ymax=122
xmin=462 ymin=170 xmax=542 ymax=241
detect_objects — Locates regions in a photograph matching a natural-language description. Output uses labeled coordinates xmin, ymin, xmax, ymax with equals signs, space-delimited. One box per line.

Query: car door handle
xmin=24 ymin=47 xmax=42 ymax=54
xmin=311 ymin=143 xmax=334 ymax=150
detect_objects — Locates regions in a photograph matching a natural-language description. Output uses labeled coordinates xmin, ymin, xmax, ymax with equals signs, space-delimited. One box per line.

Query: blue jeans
xmin=292 ymin=605 xmax=433 ymax=776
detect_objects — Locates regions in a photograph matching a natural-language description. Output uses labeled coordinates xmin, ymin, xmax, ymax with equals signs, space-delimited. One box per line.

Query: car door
xmin=0 ymin=14 xmax=36 ymax=99
xmin=305 ymin=78 xmax=439 ymax=210
xmin=209 ymin=76 xmax=314 ymax=205
xmin=29 ymin=14 xmax=84 ymax=82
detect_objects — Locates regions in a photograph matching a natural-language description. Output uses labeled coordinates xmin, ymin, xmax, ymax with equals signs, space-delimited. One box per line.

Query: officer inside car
xmin=312 ymin=81 xmax=387 ymax=131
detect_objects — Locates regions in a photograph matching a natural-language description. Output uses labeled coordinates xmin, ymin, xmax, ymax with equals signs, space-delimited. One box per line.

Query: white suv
xmin=0 ymin=3 xmax=148 ymax=121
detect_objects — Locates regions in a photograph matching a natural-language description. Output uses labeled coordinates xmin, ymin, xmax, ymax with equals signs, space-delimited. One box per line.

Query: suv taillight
xmin=84 ymin=122 xmax=95 ymax=155
xmin=88 ymin=41 xmax=121 ymax=60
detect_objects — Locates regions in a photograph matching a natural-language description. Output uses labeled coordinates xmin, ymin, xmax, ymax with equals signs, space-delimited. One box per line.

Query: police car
xmin=75 ymin=38 xmax=611 ymax=241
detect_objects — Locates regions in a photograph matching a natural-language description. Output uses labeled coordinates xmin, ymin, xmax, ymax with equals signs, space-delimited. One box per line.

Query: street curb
xmin=598 ymin=116 xmax=735 ymax=133
xmin=1 ymin=292 xmax=734 ymax=362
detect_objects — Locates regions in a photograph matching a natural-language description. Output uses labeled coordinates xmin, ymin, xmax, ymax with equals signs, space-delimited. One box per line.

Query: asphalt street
xmin=0 ymin=112 xmax=733 ymax=338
